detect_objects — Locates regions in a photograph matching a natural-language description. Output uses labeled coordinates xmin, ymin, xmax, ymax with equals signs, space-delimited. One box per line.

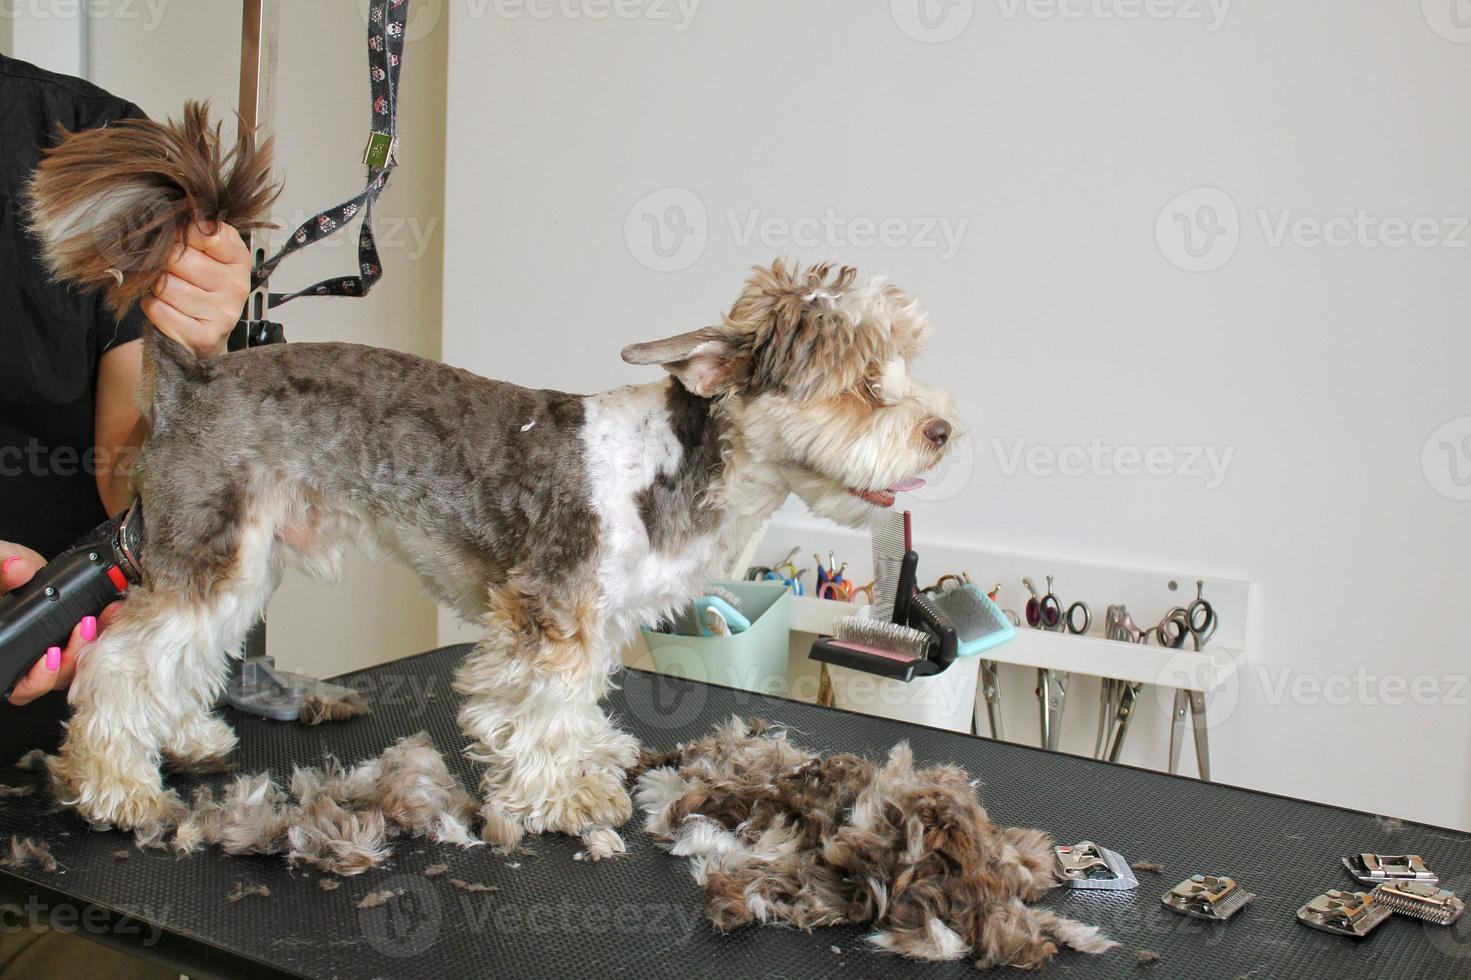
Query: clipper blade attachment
xmin=1370 ymin=881 xmax=1465 ymax=927
xmin=1296 ymin=889 xmax=1391 ymax=938
xmin=1162 ymin=875 xmax=1254 ymax=921
xmin=1054 ymin=841 xmax=1139 ymax=891
xmin=1342 ymin=853 xmax=1438 ymax=885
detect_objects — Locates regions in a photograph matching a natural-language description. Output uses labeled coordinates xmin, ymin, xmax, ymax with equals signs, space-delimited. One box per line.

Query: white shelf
xmin=760 ymin=515 xmax=1252 ymax=697
xmin=789 ymin=595 xmax=1243 ymax=692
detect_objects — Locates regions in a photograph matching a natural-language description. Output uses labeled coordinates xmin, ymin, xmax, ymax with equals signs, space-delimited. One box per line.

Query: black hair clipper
xmin=0 ymin=500 xmax=145 ymax=697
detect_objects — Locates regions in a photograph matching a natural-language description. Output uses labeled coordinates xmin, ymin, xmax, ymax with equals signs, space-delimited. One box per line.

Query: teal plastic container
xmin=640 ymin=581 xmax=792 ymax=696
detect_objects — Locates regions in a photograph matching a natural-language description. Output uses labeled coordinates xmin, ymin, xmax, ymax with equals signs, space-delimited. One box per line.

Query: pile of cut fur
xmin=164 ymin=733 xmax=480 ymax=874
xmin=635 ymin=718 xmax=1117 ymax=970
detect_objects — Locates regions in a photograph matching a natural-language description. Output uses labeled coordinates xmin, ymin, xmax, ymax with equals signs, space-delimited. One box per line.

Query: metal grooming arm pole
xmin=222 ymin=0 xmax=357 ymax=720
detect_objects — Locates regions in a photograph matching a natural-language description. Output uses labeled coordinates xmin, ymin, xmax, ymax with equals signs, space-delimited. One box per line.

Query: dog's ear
xmin=621 ymin=328 xmax=746 ymax=397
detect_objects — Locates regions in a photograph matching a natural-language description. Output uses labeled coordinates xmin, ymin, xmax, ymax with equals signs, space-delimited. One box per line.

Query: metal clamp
xmin=1162 ymin=875 xmax=1254 ymax=921
xmin=1342 ymin=853 xmax=1438 ymax=885
xmin=1054 ymin=841 xmax=1139 ymax=891
xmin=1296 ymin=890 xmax=1391 ymax=938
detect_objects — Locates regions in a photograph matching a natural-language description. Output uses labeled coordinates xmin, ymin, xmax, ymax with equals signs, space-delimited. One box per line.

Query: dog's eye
xmin=860 ymin=378 xmax=884 ymax=406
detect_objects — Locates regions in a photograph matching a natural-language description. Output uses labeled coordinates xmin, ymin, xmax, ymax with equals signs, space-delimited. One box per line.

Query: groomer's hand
xmin=141 ymin=221 xmax=252 ymax=358
xmin=1 ymin=543 xmax=120 ymax=706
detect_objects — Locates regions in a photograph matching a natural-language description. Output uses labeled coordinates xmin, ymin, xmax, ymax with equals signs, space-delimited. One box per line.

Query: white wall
xmin=441 ymin=1 xmax=1471 ymax=830
xmin=84 ymin=1 xmax=446 ymax=677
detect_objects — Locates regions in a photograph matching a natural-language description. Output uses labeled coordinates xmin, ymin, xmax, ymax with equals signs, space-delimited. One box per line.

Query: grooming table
xmin=0 ymin=645 xmax=1467 ymax=978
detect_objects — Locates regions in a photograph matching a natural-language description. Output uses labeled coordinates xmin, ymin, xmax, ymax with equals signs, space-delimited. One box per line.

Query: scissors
xmin=815 ymin=552 xmax=855 ymax=601
xmin=1096 ymin=604 xmax=1147 ymax=761
xmin=1024 ymin=576 xmax=1090 ymax=751
xmin=1161 ymin=581 xmax=1216 ymax=780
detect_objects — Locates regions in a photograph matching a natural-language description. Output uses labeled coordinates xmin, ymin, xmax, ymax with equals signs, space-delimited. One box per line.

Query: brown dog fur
xmin=636 ymin=718 xmax=1116 ymax=970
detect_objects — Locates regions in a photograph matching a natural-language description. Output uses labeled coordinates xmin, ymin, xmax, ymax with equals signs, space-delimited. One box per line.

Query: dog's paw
xmin=49 ymin=752 xmax=181 ymax=834
xmin=164 ymin=714 xmax=239 ymax=767
xmin=575 ymin=827 xmax=627 ymax=862
xmin=478 ymin=803 xmax=525 ymax=852
xmin=546 ymin=767 xmax=633 ymax=838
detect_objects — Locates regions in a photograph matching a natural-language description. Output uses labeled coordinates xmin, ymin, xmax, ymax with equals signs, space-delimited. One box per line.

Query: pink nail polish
xmin=80 ymin=616 xmax=97 ymax=642
xmin=44 ymin=647 xmax=61 ymax=672
xmin=2 ymin=556 xmax=19 ymax=577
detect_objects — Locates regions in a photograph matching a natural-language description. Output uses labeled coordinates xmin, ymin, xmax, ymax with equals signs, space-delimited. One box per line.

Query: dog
xmin=27 ymin=109 xmax=958 ymax=857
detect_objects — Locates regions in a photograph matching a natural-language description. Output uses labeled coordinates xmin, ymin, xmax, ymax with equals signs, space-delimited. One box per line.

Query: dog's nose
xmin=922 ymin=418 xmax=952 ymax=449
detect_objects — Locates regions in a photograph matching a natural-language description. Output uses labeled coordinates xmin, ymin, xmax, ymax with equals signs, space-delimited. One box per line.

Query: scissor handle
xmin=1186 ymin=597 xmax=1216 ymax=643
xmin=1025 ymin=597 xmax=1044 ymax=629
xmin=1039 ymin=593 xmax=1064 ymax=630
xmin=1065 ymin=602 xmax=1091 ymax=635
xmin=1154 ymin=610 xmax=1190 ymax=649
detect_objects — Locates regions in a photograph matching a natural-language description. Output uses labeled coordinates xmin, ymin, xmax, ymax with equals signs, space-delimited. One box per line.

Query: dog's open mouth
xmin=847 ymin=476 xmax=926 ymax=508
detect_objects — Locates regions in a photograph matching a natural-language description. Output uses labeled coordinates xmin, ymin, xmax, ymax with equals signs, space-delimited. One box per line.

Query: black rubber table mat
xmin=1 ymin=644 xmax=1468 ymax=978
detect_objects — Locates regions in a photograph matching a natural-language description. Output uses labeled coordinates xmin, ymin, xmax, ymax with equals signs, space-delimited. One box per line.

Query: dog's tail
xmin=26 ymin=100 xmax=280 ymax=327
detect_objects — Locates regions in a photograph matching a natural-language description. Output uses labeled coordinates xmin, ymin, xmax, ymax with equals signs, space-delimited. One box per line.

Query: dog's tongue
xmin=888 ymin=477 xmax=926 ymax=493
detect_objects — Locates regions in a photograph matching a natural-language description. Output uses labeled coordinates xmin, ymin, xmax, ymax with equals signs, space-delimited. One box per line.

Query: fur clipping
xmin=166 ymin=733 xmax=480 ymax=876
xmin=26 ymin=99 xmax=280 ymax=317
xmin=636 ymin=717 xmax=1118 ymax=971
xmin=298 ymin=691 xmax=372 ymax=726
xmin=1 ymin=836 xmax=58 ymax=873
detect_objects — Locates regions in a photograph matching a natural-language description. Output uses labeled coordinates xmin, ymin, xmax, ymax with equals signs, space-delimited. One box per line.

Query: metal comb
xmin=1370 ymin=881 xmax=1465 ymax=926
